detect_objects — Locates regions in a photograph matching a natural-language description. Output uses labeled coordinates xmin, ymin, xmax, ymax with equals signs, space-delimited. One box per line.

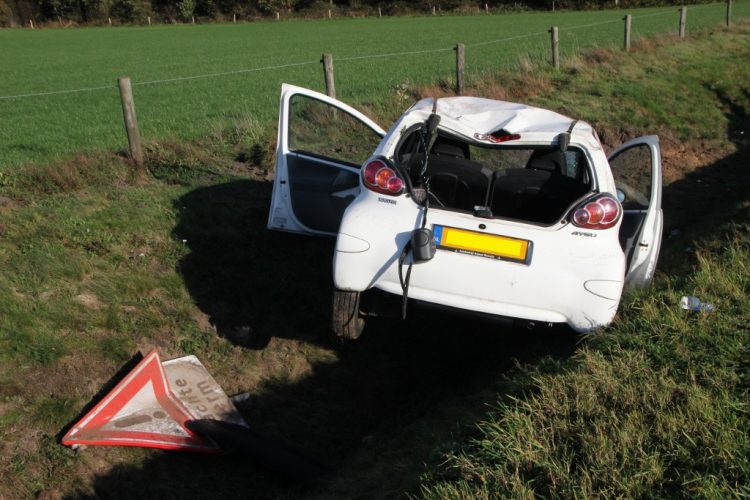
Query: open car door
xmin=608 ymin=135 xmax=663 ymax=287
xmin=267 ymin=84 xmax=386 ymax=236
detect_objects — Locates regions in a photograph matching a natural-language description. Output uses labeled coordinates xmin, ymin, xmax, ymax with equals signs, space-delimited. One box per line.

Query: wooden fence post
xmin=328 ymin=9 xmax=331 ymax=19
xmin=108 ymin=17 xmax=112 ymax=25
xmin=679 ymin=6 xmax=687 ymax=38
xmin=321 ymin=54 xmax=336 ymax=99
xmin=233 ymin=13 xmax=236 ymax=23
xmin=550 ymin=26 xmax=559 ymax=69
xmin=455 ymin=43 xmax=465 ymax=95
xmin=117 ymin=77 xmax=144 ymax=167
xmin=623 ymin=14 xmax=631 ymax=51
xmin=147 ymin=16 xmax=151 ymax=25
xmin=191 ymin=15 xmax=195 ymax=24
xmin=432 ymin=5 xmax=436 ymax=15
xmin=29 ymin=19 xmax=34 ymax=29
xmin=276 ymin=11 xmax=280 ymax=20
xmin=378 ymin=7 xmax=382 ymax=16
xmin=726 ymin=0 xmax=732 ymax=26
xmin=485 ymin=3 xmax=489 ymax=13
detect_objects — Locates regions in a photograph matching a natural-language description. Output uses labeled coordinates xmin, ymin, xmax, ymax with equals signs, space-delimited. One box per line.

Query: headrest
xmin=431 ymin=138 xmax=470 ymax=159
xmin=526 ymin=150 xmax=565 ymax=174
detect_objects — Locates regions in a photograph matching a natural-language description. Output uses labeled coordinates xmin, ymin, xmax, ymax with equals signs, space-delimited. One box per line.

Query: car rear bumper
xmin=333 ymin=199 xmax=626 ymax=333
xmin=336 ymin=251 xmax=623 ymax=332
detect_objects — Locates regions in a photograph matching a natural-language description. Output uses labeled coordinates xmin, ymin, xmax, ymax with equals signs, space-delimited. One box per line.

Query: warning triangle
xmin=62 ymin=349 xmax=219 ymax=453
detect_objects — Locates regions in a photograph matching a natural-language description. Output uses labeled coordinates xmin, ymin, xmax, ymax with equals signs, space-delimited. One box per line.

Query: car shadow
xmin=63 ymin=88 xmax=749 ymax=499
xmin=172 ymin=178 xmax=337 ymax=349
xmin=65 ymin=260 xmax=579 ymax=497
xmin=59 ymin=176 xmax=582 ymax=499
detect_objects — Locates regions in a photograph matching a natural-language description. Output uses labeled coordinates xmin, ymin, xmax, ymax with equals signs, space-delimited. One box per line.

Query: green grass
xmin=0 ymin=21 xmax=749 ymax=500
xmin=418 ymin=224 xmax=750 ymax=498
xmin=1 ymin=2 xmax=748 ymax=166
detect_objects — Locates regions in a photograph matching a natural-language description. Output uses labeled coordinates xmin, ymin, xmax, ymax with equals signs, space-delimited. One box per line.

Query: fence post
xmin=485 ymin=3 xmax=489 ymax=13
xmin=432 ymin=5 xmax=436 ymax=15
xmin=321 ymin=54 xmax=336 ymax=99
xmin=276 ymin=11 xmax=280 ymax=20
xmin=108 ymin=17 xmax=112 ymax=25
xmin=726 ymin=0 xmax=732 ymax=26
xmin=623 ymin=14 xmax=631 ymax=51
xmin=378 ymin=7 xmax=382 ymax=16
xmin=29 ymin=19 xmax=34 ymax=29
xmin=328 ymin=9 xmax=331 ymax=19
xmin=117 ymin=77 xmax=144 ymax=167
xmin=455 ymin=43 xmax=465 ymax=95
xmin=550 ymin=26 xmax=559 ymax=69
xmin=679 ymin=6 xmax=686 ymax=38
xmin=147 ymin=16 xmax=151 ymax=25
xmin=191 ymin=15 xmax=195 ymax=24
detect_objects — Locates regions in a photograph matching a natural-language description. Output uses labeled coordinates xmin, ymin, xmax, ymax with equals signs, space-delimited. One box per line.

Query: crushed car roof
xmin=408 ymin=96 xmax=594 ymax=138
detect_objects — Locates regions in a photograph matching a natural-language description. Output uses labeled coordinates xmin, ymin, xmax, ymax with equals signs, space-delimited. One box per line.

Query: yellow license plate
xmin=433 ymin=225 xmax=531 ymax=264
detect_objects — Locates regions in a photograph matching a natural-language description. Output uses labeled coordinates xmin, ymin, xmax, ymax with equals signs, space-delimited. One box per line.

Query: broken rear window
xmin=398 ymin=133 xmax=592 ymax=224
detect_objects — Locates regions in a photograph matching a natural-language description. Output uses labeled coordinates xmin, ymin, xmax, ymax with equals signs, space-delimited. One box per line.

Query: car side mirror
xmin=411 ymin=228 xmax=436 ymax=262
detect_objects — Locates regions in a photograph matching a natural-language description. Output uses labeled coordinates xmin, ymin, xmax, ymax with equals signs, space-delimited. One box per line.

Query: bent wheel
xmin=331 ymin=289 xmax=365 ymax=341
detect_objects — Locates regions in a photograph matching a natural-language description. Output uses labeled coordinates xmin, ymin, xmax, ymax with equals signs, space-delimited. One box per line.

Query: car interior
xmin=398 ymin=133 xmax=592 ymax=225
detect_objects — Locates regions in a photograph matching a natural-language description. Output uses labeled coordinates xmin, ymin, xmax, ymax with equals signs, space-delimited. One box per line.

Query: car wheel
xmin=331 ymin=289 xmax=365 ymax=341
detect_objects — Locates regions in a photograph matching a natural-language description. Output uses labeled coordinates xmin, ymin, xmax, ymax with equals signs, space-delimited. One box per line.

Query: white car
xmin=268 ymin=84 xmax=662 ymax=339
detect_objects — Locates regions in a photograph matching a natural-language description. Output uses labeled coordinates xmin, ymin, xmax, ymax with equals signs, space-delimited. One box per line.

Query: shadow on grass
xmin=172 ymin=178 xmax=335 ymax=349
xmin=658 ymin=88 xmax=750 ymax=272
xmin=64 ymin=88 xmax=749 ymax=499
xmin=66 ymin=319 xmax=579 ymax=498
xmin=61 ymin=177 xmax=580 ymax=498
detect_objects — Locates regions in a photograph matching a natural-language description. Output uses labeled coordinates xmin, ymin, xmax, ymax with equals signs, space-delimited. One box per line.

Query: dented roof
xmin=408 ymin=96 xmax=593 ymax=138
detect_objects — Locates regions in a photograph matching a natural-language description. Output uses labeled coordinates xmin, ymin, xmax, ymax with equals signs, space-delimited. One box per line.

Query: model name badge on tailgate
xmin=433 ymin=225 xmax=531 ymax=264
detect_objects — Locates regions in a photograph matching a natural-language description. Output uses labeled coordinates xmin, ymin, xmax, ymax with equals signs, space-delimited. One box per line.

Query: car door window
xmin=608 ymin=144 xmax=652 ymax=209
xmin=289 ymin=94 xmax=382 ymax=167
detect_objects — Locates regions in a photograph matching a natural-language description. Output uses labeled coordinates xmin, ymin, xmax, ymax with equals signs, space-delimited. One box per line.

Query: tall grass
xmin=419 ymin=219 xmax=750 ymax=497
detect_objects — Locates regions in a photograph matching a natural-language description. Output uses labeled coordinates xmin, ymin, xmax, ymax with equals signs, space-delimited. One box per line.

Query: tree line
xmin=0 ymin=0 xmax=707 ymax=27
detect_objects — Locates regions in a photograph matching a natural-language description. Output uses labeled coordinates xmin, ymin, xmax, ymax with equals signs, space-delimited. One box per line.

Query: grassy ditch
xmin=0 ymin=22 xmax=748 ymax=499
xmin=416 ymin=26 xmax=750 ymax=499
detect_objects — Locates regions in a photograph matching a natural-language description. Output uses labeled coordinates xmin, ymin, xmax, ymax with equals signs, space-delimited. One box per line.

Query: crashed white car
xmin=268 ymin=84 xmax=662 ymax=339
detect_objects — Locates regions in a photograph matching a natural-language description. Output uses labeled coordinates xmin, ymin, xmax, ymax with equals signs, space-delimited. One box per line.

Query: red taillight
xmin=362 ymin=158 xmax=404 ymax=196
xmin=571 ymin=195 xmax=621 ymax=229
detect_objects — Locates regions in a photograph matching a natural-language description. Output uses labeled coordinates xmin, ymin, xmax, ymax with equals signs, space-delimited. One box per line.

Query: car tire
xmin=331 ymin=289 xmax=365 ymax=342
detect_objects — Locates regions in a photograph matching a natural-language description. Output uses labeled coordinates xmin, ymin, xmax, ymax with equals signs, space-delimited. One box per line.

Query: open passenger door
xmin=267 ymin=84 xmax=386 ymax=236
xmin=608 ymin=135 xmax=663 ymax=287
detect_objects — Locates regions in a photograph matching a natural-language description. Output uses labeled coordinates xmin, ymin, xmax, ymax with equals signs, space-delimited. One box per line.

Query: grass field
xmin=0 ymin=20 xmax=748 ymax=498
xmin=1 ymin=1 xmax=748 ymax=167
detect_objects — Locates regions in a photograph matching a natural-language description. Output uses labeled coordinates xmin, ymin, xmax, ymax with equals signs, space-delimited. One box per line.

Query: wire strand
xmin=0 ymin=2 xmax=730 ymax=101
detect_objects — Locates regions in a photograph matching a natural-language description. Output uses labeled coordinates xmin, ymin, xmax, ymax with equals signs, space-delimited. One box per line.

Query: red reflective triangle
xmin=62 ymin=349 xmax=219 ymax=453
